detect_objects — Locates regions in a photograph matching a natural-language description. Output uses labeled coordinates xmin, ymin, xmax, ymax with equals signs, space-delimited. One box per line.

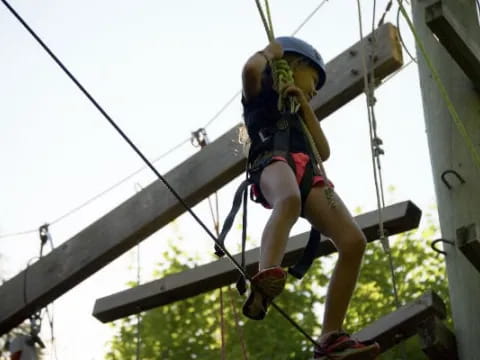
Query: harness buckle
xmin=258 ymin=129 xmax=272 ymax=142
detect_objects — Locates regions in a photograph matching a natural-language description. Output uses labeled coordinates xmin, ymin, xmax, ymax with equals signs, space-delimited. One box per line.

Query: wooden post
xmin=412 ymin=0 xmax=480 ymax=358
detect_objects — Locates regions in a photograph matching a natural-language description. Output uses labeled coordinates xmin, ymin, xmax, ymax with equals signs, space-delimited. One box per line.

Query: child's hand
xmin=262 ymin=41 xmax=284 ymax=60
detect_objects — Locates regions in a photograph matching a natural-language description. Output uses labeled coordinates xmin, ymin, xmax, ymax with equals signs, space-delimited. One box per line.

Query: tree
xmin=105 ymin=212 xmax=450 ymax=360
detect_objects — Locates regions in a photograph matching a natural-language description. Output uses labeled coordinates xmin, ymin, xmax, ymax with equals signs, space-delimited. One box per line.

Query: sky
xmin=0 ymin=0 xmax=445 ymax=359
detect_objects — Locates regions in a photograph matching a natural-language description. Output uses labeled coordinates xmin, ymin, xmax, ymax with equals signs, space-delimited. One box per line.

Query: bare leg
xmin=303 ymin=187 xmax=366 ymax=336
xmin=258 ymin=161 xmax=301 ymax=270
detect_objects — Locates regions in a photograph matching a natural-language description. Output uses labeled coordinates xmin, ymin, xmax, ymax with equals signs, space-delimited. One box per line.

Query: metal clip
xmin=191 ymin=128 xmax=209 ymax=148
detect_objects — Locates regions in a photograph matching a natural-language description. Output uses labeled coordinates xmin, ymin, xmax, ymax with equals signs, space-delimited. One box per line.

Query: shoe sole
xmin=242 ymin=288 xmax=267 ymax=320
xmin=242 ymin=273 xmax=286 ymax=320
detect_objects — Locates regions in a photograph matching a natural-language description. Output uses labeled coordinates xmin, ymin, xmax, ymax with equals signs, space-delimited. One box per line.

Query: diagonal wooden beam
xmin=92 ymin=201 xmax=421 ymax=323
xmin=355 ymin=291 xmax=447 ymax=353
xmin=426 ymin=0 xmax=480 ymax=90
xmin=0 ymin=23 xmax=403 ymax=336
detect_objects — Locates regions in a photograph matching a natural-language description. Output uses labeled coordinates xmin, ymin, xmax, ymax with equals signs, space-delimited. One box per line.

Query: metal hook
xmin=440 ymin=169 xmax=465 ymax=190
xmin=38 ymin=224 xmax=50 ymax=245
xmin=431 ymin=238 xmax=454 ymax=256
xmin=191 ymin=128 xmax=209 ymax=148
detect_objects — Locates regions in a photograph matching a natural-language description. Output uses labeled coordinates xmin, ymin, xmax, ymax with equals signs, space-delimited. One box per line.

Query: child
xmin=240 ymin=37 xmax=380 ymax=359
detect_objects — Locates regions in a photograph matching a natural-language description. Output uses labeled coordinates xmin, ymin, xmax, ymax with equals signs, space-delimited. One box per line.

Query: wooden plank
xmin=417 ymin=316 xmax=458 ymax=360
xmin=456 ymin=223 xmax=480 ymax=273
xmin=426 ymin=1 xmax=480 ymax=89
xmin=92 ymin=201 xmax=421 ymax=323
xmin=355 ymin=291 xmax=446 ymax=352
xmin=0 ymin=22 xmax=403 ymax=336
xmin=312 ymin=23 xmax=403 ymax=119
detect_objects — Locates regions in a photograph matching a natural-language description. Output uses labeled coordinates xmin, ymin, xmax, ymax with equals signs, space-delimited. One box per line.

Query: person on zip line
xmin=240 ymin=36 xmax=380 ymax=359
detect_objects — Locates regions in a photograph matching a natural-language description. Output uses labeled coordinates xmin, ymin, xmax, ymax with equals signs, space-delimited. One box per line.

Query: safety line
xmin=396 ymin=0 xmax=480 ymax=170
xmin=357 ymin=2 xmax=408 ymax=358
xmin=356 ymin=2 xmax=406 ymax=345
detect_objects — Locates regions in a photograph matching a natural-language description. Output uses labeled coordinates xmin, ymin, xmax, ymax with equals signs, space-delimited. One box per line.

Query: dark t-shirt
xmin=242 ymin=68 xmax=309 ymax=160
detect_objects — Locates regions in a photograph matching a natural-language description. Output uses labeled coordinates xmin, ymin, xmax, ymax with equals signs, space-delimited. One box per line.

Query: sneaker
xmin=242 ymin=267 xmax=287 ymax=320
xmin=313 ymin=332 xmax=380 ymax=360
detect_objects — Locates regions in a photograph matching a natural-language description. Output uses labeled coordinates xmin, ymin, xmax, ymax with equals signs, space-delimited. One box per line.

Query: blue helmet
xmin=276 ymin=36 xmax=327 ymax=90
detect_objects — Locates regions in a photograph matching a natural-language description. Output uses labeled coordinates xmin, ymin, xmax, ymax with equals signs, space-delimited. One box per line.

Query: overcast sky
xmin=0 ymin=1 xmax=443 ymax=359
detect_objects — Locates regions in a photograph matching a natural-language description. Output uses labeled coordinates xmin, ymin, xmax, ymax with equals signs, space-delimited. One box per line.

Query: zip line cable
xmin=1 ymin=0 xmax=320 ymax=347
xmin=0 ymin=0 xmax=330 ymax=241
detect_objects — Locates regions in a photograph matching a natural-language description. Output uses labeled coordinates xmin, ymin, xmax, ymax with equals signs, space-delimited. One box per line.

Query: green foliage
xmin=105 ymin=214 xmax=450 ymax=360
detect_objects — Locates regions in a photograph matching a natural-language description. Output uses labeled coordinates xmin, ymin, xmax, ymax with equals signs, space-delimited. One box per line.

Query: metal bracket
xmin=426 ymin=0 xmax=480 ymax=91
xmin=456 ymin=224 xmax=480 ymax=273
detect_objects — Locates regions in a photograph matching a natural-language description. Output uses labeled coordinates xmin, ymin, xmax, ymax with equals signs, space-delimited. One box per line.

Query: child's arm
xmin=299 ymin=98 xmax=330 ymax=161
xmin=283 ymin=85 xmax=330 ymax=161
xmin=242 ymin=42 xmax=283 ymax=101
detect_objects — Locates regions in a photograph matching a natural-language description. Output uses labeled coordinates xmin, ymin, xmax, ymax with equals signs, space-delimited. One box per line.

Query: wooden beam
xmin=417 ymin=316 xmax=458 ymax=360
xmin=355 ymin=291 xmax=446 ymax=352
xmin=456 ymin=223 xmax=480 ymax=273
xmin=0 ymin=22 xmax=403 ymax=336
xmin=426 ymin=0 xmax=480 ymax=89
xmin=92 ymin=201 xmax=421 ymax=323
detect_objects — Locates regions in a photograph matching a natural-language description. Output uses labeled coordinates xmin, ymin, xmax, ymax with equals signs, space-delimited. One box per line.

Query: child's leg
xmin=258 ymin=160 xmax=301 ymax=270
xmin=303 ymin=187 xmax=366 ymax=336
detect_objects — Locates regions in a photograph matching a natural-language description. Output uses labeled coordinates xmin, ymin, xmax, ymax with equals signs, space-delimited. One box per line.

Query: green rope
xmin=255 ymin=0 xmax=274 ymax=41
xmin=264 ymin=0 xmax=275 ymax=40
xmin=396 ymin=0 xmax=480 ymax=170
